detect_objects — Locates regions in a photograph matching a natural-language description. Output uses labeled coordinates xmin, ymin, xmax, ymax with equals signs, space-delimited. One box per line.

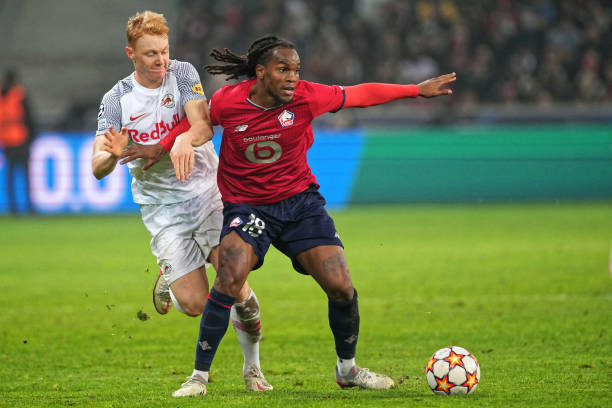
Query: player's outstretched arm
xmin=343 ymin=72 xmax=456 ymax=108
xmin=92 ymin=125 xmax=127 ymax=179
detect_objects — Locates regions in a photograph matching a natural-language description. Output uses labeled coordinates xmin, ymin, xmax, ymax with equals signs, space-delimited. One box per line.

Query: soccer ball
xmin=425 ymin=346 xmax=480 ymax=395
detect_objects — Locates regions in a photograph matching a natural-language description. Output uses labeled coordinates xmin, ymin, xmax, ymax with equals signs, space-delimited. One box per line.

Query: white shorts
xmin=140 ymin=187 xmax=223 ymax=284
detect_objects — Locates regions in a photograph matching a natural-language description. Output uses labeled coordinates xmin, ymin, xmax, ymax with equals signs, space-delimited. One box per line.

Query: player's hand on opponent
xmin=170 ymin=132 xmax=195 ymax=183
xmin=119 ymin=143 xmax=166 ymax=174
xmin=102 ymin=126 xmax=129 ymax=158
xmin=417 ymin=73 xmax=456 ymax=98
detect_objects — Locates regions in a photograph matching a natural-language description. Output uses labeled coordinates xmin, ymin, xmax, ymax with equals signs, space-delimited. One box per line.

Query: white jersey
xmin=96 ymin=59 xmax=218 ymax=204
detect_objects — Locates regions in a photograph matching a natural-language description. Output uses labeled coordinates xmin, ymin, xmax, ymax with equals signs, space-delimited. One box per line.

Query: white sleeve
xmin=175 ymin=61 xmax=207 ymax=104
xmin=95 ymin=89 xmax=122 ymax=136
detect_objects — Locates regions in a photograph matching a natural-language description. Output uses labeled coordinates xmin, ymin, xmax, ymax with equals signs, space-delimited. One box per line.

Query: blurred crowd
xmin=175 ymin=0 xmax=612 ymax=108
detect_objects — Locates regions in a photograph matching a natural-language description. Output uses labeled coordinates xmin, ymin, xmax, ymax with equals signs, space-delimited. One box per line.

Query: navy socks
xmin=328 ymin=289 xmax=359 ymax=359
xmin=194 ymin=288 xmax=360 ymax=369
xmin=194 ymin=288 xmax=236 ymax=371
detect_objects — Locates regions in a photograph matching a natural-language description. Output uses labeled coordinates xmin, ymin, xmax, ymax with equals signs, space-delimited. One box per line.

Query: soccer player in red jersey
xmin=122 ymin=35 xmax=455 ymax=396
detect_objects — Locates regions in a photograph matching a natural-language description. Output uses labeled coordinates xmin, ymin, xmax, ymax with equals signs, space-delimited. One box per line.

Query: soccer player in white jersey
xmin=90 ymin=11 xmax=272 ymax=395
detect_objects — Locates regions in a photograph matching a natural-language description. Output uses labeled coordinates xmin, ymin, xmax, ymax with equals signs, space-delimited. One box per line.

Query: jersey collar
xmin=244 ymin=78 xmax=286 ymax=111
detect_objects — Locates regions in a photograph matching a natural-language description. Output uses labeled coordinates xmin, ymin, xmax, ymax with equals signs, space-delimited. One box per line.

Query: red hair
xmin=126 ymin=11 xmax=169 ymax=47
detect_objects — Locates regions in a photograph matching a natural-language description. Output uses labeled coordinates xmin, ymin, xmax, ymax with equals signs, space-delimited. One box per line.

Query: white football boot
xmin=152 ymin=270 xmax=172 ymax=314
xmin=335 ymin=366 xmax=395 ymax=390
xmin=244 ymin=364 xmax=273 ymax=391
xmin=172 ymin=374 xmax=208 ymax=397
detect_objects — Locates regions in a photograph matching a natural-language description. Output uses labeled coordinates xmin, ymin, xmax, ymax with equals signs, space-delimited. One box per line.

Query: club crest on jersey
xmin=230 ymin=217 xmax=243 ymax=228
xmin=161 ymin=93 xmax=175 ymax=108
xmin=277 ymin=110 xmax=294 ymax=127
xmin=235 ymin=124 xmax=249 ymax=132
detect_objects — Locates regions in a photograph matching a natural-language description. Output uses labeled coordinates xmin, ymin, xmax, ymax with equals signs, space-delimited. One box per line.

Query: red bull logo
xmin=127 ymin=113 xmax=180 ymax=143
xmin=161 ymin=93 xmax=175 ymax=108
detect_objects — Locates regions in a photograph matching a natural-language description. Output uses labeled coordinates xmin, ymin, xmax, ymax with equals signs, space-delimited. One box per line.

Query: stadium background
xmin=1 ymin=0 xmax=611 ymax=213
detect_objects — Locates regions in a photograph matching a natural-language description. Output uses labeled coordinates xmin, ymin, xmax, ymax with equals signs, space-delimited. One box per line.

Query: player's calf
xmin=231 ymin=289 xmax=273 ymax=391
xmin=231 ymin=291 xmax=262 ymax=343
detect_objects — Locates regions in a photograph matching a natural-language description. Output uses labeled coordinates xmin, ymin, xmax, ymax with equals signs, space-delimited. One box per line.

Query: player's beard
xmin=273 ymin=88 xmax=294 ymax=105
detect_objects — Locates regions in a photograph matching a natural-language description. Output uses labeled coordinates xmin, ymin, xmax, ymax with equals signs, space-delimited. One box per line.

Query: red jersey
xmin=210 ymin=78 xmax=345 ymax=205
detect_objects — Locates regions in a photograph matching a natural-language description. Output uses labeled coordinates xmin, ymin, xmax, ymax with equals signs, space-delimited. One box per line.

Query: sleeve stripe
xmin=330 ymin=85 xmax=346 ymax=113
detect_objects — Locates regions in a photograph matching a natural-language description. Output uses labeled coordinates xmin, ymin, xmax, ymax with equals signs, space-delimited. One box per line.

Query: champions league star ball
xmin=425 ymin=346 xmax=480 ymax=395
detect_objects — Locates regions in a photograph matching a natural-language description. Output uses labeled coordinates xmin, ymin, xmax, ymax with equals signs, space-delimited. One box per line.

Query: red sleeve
xmin=303 ymin=81 xmax=346 ymax=117
xmin=159 ymin=116 xmax=191 ymax=152
xmin=209 ymin=90 xmax=221 ymax=126
xmin=344 ymin=83 xmax=419 ymax=108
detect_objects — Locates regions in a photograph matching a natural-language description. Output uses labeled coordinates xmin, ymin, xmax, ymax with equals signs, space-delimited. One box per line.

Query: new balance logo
xmin=344 ymin=334 xmax=358 ymax=344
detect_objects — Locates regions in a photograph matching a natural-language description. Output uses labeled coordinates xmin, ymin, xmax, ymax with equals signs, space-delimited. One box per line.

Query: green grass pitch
xmin=1 ymin=203 xmax=611 ymax=407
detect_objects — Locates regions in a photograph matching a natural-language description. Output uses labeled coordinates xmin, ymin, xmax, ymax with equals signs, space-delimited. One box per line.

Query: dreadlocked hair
xmin=204 ymin=35 xmax=296 ymax=81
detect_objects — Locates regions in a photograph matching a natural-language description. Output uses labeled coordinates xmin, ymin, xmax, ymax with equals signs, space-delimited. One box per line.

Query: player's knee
xmin=325 ymin=281 xmax=354 ymax=302
xmin=216 ymin=247 xmax=248 ymax=296
xmin=180 ymin=297 xmax=207 ymax=317
xmin=215 ymin=273 xmax=243 ymax=298
xmin=219 ymin=244 xmax=246 ymax=268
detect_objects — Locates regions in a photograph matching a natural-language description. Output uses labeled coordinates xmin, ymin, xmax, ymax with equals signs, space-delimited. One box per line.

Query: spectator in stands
xmin=175 ymin=0 xmax=612 ymax=108
xmin=0 ymin=68 xmax=36 ymax=214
